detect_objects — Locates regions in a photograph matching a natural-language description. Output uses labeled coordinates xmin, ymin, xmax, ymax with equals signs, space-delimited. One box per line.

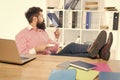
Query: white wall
xmin=104 ymin=0 xmax=120 ymax=60
xmin=1 ymin=0 xmax=120 ymax=39
xmin=0 ymin=0 xmax=120 ymax=59
xmin=0 ymin=0 xmax=46 ymax=39
xmin=104 ymin=0 xmax=120 ymax=10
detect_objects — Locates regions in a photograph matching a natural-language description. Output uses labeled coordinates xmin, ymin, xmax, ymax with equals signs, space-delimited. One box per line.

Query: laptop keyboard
xmin=20 ymin=57 xmax=29 ymax=60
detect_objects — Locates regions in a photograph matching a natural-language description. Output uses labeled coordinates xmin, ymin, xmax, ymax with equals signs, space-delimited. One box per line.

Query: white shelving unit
xmin=45 ymin=0 xmax=120 ymax=59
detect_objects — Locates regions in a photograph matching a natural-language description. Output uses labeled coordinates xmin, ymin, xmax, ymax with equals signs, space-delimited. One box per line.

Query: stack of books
xmin=48 ymin=60 xmax=114 ymax=80
xmin=85 ymin=2 xmax=98 ymax=10
xmin=104 ymin=7 xmax=118 ymax=11
xmin=47 ymin=12 xmax=63 ymax=28
xmin=48 ymin=11 xmax=80 ymax=28
xmin=64 ymin=0 xmax=80 ymax=10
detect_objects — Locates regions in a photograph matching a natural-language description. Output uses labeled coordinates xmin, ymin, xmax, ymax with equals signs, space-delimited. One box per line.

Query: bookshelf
xmin=45 ymin=0 xmax=120 ymax=59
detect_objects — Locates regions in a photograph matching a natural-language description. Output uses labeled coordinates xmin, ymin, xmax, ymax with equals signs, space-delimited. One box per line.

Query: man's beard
xmin=37 ymin=21 xmax=46 ymax=30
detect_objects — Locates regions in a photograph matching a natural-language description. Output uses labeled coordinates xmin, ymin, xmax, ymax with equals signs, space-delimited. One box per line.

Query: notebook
xmin=94 ymin=62 xmax=111 ymax=72
xmin=56 ymin=61 xmax=70 ymax=69
xmin=70 ymin=61 xmax=97 ymax=70
xmin=48 ymin=69 xmax=76 ymax=80
xmin=68 ymin=66 xmax=99 ymax=80
xmin=0 ymin=38 xmax=36 ymax=64
xmin=99 ymin=72 xmax=120 ymax=80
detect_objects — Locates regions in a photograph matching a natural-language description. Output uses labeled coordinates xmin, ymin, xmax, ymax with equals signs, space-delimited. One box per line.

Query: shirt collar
xmin=28 ymin=25 xmax=33 ymax=30
xmin=27 ymin=25 xmax=43 ymax=32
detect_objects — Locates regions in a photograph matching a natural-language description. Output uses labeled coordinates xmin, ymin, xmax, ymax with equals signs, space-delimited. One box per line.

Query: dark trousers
xmin=52 ymin=42 xmax=93 ymax=58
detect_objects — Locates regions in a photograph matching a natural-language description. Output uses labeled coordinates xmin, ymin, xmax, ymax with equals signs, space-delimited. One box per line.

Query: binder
xmin=72 ymin=11 xmax=78 ymax=28
xmin=113 ymin=12 xmax=119 ymax=30
xmin=70 ymin=0 xmax=79 ymax=10
xmin=59 ymin=11 xmax=63 ymax=28
xmin=86 ymin=12 xmax=91 ymax=29
xmin=47 ymin=12 xmax=61 ymax=27
xmin=64 ymin=0 xmax=74 ymax=9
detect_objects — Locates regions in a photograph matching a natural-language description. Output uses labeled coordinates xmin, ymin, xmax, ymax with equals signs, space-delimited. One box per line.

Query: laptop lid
xmin=0 ymin=38 xmax=36 ymax=64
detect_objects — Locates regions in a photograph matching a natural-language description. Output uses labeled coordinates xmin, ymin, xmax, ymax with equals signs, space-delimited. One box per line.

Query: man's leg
xmin=87 ymin=30 xmax=107 ymax=57
xmin=99 ymin=32 xmax=113 ymax=61
xmin=52 ymin=30 xmax=107 ymax=58
xmin=53 ymin=42 xmax=91 ymax=58
xmin=59 ymin=43 xmax=89 ymax=53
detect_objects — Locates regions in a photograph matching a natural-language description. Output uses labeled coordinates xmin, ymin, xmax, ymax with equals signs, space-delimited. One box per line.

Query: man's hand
xmin=54 ymin=28 xmax=60 ymax=40
xmin=35 ymin=44 xmax=47 ymax=52
xmin=35 ymin=44 xmax=55 ymax=52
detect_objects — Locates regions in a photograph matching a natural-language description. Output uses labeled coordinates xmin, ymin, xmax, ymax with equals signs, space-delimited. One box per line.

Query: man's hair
xmin=25 ymin=7 xmax=43 ymax=23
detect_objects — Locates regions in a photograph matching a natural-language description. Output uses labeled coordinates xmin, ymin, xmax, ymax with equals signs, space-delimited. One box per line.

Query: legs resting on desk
xmin=51 ymin=30 xmax=113 ymax=61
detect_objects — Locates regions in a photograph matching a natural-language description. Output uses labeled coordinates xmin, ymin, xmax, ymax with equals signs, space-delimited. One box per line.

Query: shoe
xmin=99 ymin=32 xmax=113 ymax=61
xmin=87 ymin=30 xmax=107 ymax=57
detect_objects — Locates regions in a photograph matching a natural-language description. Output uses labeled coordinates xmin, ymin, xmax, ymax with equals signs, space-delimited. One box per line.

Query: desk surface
xmin=0 ymin=55 xmax=120 ymax=80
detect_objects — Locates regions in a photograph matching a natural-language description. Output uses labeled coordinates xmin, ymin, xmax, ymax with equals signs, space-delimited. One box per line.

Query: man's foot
xmin=87 ymin=30 xmax=107 ymax=57
xmin=99 ymin=32 xmax=113 ymax=61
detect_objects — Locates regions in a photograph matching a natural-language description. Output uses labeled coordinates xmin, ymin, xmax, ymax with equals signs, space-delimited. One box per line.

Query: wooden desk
xmin=0 ymin=55 xmax=120 ymax=80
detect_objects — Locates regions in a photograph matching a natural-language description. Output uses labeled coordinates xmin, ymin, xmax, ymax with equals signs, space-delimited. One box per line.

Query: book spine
xmin=86 ymin=12 xmax=91 ymax=29
xmin=113 ymin=12 xmax=119 ymax=30
xmin=72 ymin=11 xmax=78 ymax=28
xmin=52 ymin=13 xmax=60 ymax=27
xmin=64 ymin=0 xmax=74 ymax=9
xmin=70 ymin=0 xmax=79 ymax=10
xmin=47 ymin=13 xmax=53 ymax=21
xmin=47 ymin=12 xmax=60 ymax=27
xmin=59 ymin=11 xmax=63 ymax=28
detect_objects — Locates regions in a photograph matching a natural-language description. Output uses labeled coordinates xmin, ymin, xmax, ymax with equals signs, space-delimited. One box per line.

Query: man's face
xmin=37 ymin=12 xmax=44 ymax=23
xmin=36 ymin=12 xmax=45 ymax=30
xmin=36 ymin=19 xmax=44 ymax=28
